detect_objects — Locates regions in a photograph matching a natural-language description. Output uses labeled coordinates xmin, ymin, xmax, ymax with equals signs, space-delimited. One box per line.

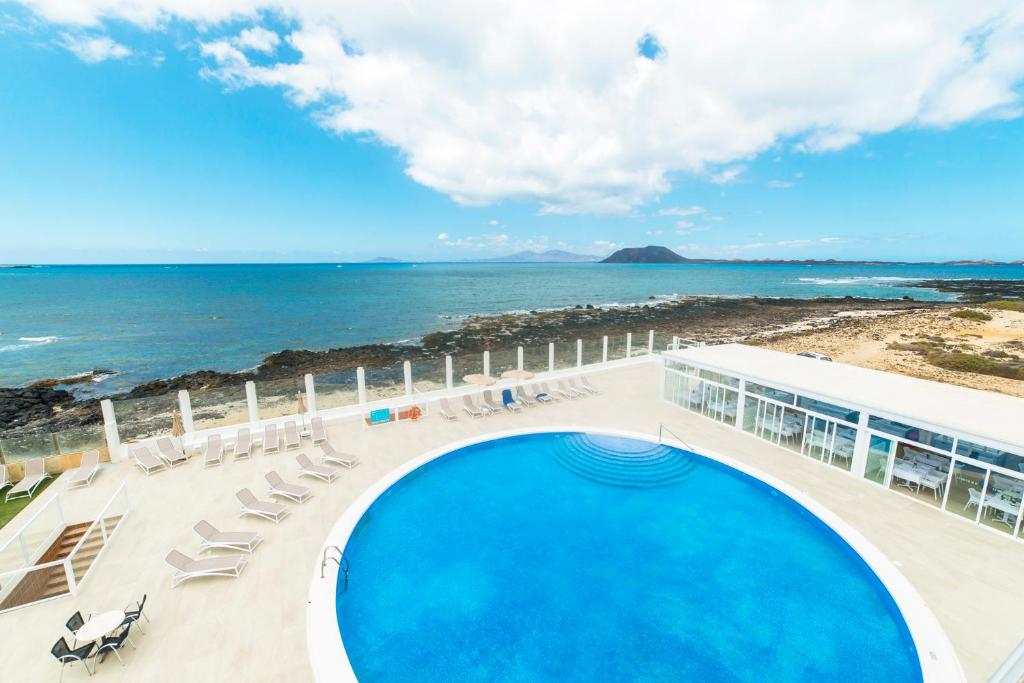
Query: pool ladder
xmin=321 ymin=545 xmax=350 ymax=594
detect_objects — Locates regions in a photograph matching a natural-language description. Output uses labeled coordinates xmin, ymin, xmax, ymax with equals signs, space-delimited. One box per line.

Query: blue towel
xmin=501 ymin=389 xmax=515 ymax=405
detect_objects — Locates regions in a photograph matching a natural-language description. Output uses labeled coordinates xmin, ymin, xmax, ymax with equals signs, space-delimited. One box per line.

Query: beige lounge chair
xmin=156 ymin=437 xmax=188 ymax=467
xmin=556 ymin=379 xmax=584 ymax=399
xmin=236 ymin=488 xmax=290 ymax=523
xmin=233 ymin=427 xmax=252 ymax=460
xmin=310 ymin=416 xmax=327 ymax=444
xmin=283 ymin=421 xmax=301 ymax=450
xmin=262 ymin=424 xmax=280 ymax=455
xmin=438 ymin=398 xmax=458 ymax=421
xmin=133 ymin=446 xmax=167 ymax=475
xmin=297 ymin=453 xmax=339 ymax=482
xmin=5 ymin=458 xmax=49 ymax=502
xmin=66 ymin=450 xmax=100 ymax=489
xmin=193 ymin=520 xmax=263 ymax=554
xmin=265 ymin=471 xmax=312 ymax=503
xmin=579 ymin=376 xmax=601 ymax=395
xmin=528 ymin=384 xmax=555 ymax=403
xmin=516 ymin=390 xmax=536 ymax=408
xmin=482 ymin=390 xmax=504 ymax=412
xmin=204 ymin=434 xmax=224 ymax=468
xmin=537 ymin=382 xmax=562 ymax=401
xmin=165 ymin=549 xmax=248 ymax=588
xmin=462 ymin=395 xmax=487 ymax=418
xmin=318 ymin=442 xmax=359 ymax=469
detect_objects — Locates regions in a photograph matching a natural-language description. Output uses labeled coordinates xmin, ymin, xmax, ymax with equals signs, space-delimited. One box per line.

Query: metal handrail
xmin=658 ymin=423 xmax=696 ymax=452
xmin=989 ymin=639 xmax=1024 ymax=683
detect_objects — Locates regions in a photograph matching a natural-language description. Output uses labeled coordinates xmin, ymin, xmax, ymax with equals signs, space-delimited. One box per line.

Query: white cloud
xmin=594 ymin=240 xmax=621 ymax=253
xmin=234 ymin=26 xmax=279 ymax=54
xmin=658 ymin=205 xmax=705 ymax=217
xmin=710 ymin=165 xmax=745 ymax=185
xmin=435 ymin=232 xmax=449 ymax=240
xmin=725 ymin=236 xmax=845 ymax=251
xmin=488 ymin=219 xmax=499 ymax=225
xmin=766 ymin=179 xmax=794 ymax=188
xmin=646 ymin=229 xmax=664 ymax=236
xmin=676 ymin=221 xmax=709 ymax=235
xmin=20 ymin=2 xmax=1024 ymax=212
xmin=59 ymin=33 xmax=131 ymax=63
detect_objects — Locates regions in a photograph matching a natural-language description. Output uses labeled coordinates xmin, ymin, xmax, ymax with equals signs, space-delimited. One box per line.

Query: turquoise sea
xmin=1 ymin=262 xmax=1021 ymax=394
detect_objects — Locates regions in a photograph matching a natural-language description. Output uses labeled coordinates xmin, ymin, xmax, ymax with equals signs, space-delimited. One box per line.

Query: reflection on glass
xmin=981 ymin=474 xmax=1023 ymax=534
xmin=796 ymin=396 xmax=859 ymax=423
xmin=864 ymin=435 xmax=892 ymax=485
xmin=947 ymin=461 xmax=987 ymax=522
xmin=956 ymin=440 xmax=1024 ymax=473
xmin=746 ymin=383 xmax=795 ymax=405
xmin=867 ymin=416 xmax=953 ymax=452
xmin=887 ymin=443 xmax=950 ymax=507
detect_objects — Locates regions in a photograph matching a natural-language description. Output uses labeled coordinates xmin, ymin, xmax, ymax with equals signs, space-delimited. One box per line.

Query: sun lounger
xmin=234 ymin=427 xmax=252 ymax=460
xmin=438 ymin=398 xmax=458 ymax=421
xmin=579 ymin=376 xmax=601 ymax=395
xmin=5 ymin=458 xmax=49 ymax=502
xmin=236 ymin=488 xmax=290 ymax=523
xmin=501 ymin=388 xmax=522 ymax=412
xmin=262 ymin=424 xmax=280 ymax=455
xmin=310 ymin=416 xmax=327 ymax=444
xmin=318 ymin=441 xmax=360 ymax=469
xmin=527 ymin=384 xmax=554 ymax=403
xmin=204 ymin=434 xmax=224 ymax=468
xmin=482 ymin=390 xmax=504 ymax=413
xmin=193 ymin=520 xmax=263 ymax=554
xmin=165 ymin=549 xmax=248 ymax=588
xmin=462 ymin=395 xmax=487 ymax=418
xmin=516 ymin=390 xmax=536 ymax=407
xmin=537 ymin=382 xmax=562 ymax=401
xmin=0 ymin=465 xmax=11 ymax=494
xmin=555 ymin=380 xmax=583 ymax=399
xmin=66 ymin=450 xmax=100 ymax=488
xmin=265 ymin=470 xmax=312 ymax=503
xmin=283 ymin=421 xmax=301 ymax=450
xmin=569 ymin=377 xmax=598 ymax=396
xmin=156 ymin=437 xmax=188 ymax=467
xmin=297 ymin=453 xmax=340 ymax=482
xmin=132 ymin=446 xmax=167 ymax=475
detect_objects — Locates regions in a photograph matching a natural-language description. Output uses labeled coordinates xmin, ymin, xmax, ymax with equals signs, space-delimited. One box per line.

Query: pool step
xmin=553 ymin=434 xmax=696 ymax=488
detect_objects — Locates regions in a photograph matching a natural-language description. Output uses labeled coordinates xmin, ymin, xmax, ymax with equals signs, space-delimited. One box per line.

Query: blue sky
xmin=1 ymin=2 xmax=1023 ymax=263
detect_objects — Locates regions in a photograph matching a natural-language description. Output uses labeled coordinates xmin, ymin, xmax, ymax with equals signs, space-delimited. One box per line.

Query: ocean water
xmin=0 ymin=262 xmax=1021 ymax=393
xmin=336 ymin=433 xmax=922 ymax=682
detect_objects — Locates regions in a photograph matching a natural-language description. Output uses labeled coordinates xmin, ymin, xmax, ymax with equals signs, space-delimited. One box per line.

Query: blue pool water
xmin=336 ymin=432 xmax=922 ymax=682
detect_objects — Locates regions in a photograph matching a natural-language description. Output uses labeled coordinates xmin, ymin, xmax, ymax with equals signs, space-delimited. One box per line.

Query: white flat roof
xmin=666 ymin=343 xmax=1024 ymax=450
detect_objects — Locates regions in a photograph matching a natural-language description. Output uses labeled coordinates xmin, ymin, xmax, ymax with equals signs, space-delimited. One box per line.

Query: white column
xmin=602 ymin=336 xmax=608 ymax=363
xmin=734 ymin=380 xmax=747 ymax=429
xmin=356 ymin=367 xmax=367 ymax=405
xmin=626 ymin=333 xmax=633 ymax=358
xmin=445 ymin=355 xmax=454 ymax=390
xmin=245 ymin=381 xmax=260 ymax=424
xmin=672 ymin=335 xmax=680 ymax=351
xmin=648 ymin=330 xmax=655 ymax=354
xmin=517 ymin=346 xmax=524 ymax=371
xmin=576 ymin=339 xmax=583 ymax=367
xmin=99 ymin=399 xmax=123 ymax=462
xmin=304 ymin=374 xmax=317 ymax=414
xmin=177 ymin=390 xmax=194 ymax=434
xmin=548 ymin=343 xmax=555 ymax=373
xmin=403 ymin=361 xmax=413 ymax=396
xmin=851 ymin=411 xmax=871 ymax=478
xmin=483 ymin=351 xmax=490 ymax=377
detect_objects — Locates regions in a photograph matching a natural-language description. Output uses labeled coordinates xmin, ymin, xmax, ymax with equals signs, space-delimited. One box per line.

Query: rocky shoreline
xmin=0 ymin=295 xmax=952 ymax=436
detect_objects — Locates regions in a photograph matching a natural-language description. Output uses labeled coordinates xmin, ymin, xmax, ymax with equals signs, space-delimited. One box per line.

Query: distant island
xmin=365 ymin=257 xmax=404 ymax=263
xmin=479 ymin=249 xmax=598 ymax=263
xmin=601 ymin=245 xmax=1024 ymax=266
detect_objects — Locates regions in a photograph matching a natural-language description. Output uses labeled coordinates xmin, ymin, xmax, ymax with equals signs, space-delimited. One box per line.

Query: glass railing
xmin=581 ymin=337 xmax=604 ymax=366
xmin=0 ymin=432 xmax=57 ymax=461
xmin=314 ymin=369 xmax=359 ymax=411
xmin=553 ymin=341 xmax=577 ymax=370
xmin=364 ymin=364 xmax=406 ymax=402
xmin=412 ymin=357 xmax=448 ymax=393
xmin=112 ymin=393 xmax=178 ymax=442
xmin=488 ymin=348 xmax=519 ymax=379
xmin=606 ymin=335 xmax=629 ymax=361
xmin=0 ymin=561 xmax=70 ymax=612
xmin=0 ymin=496 xmax=63 ymax=573
xmin=53 ymin=425 xmax=105 ymax=456
xmin=521 ymin=345 xmax=550 ymax=375
xmin=190 ymin=384 xmax=249 ymax=431
xmin=453 ymin=354 xmax=484 ymax=385
xmin=256 ymin=377 xmax=305 ymax=420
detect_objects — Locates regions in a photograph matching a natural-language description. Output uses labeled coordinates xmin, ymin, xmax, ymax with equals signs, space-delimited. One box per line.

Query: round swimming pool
xmin=318 ymin=431 xmax=954 ymax=682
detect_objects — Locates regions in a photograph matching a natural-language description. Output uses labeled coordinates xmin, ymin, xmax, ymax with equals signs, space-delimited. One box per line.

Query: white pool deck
xmin=1 ymin=362 xmax=1022 ymax=682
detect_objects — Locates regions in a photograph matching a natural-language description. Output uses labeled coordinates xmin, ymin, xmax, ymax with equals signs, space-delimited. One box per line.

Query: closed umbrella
xmin=462 ymin=374 xmax=496 ymax=386
xmin=296 ymin=391 xmax=307 ymax=414
xmin=171 ymin=410 xmax=185 ymax=437
xmin=501 ymin=369 xmax=535 ymax=380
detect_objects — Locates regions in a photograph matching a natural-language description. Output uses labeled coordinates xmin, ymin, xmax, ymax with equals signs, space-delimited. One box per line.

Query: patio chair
xmin=194 ymin=520 xmax=263 ymax=554
xmin=233 ymin=427 xmax=253 ymax=460
xmin=298 ymin=453 xmax=340 ymax=482
xmin=156 ymin=437 xmax=188 ymax=468
xmin=501 ymin=389 xmax=522 ymax=412
xmin=462 ymin=395 xmax=487 ymax=418
xmin=557 ymin=379 xmax=584 ymax=399
xmin=516 ymin=390 xmax=536 ymax=407
xmin=438 ymin=398 xmax=458 ymax=421
xmin=537 ymin=383 xmax=561 ymax=401
xmin=132 ymin=446 xmax=167 ymax=476
xmin=95 ymin=623 xmax=136 ymax=665
xmin=165 ymin=550 xmax=249 ymax=589
xmin=283 ymin=421 xmax=301 ymax=450
xmin=318 ymin=442 xmax=360 ymax=469
xmin=65 ymin=611 xmax=86 ymax=646
xmin=50 ymin=636 xmax=95 ymax=681
xmin=262 ymin=424 xmax=280 ymax=455
xmin=579 ymin=376 xmax=601 ymax=395
xmin=236 ymin=488 xmax=290 ymax=523
xmin=265 ymin=470 xmax=312 ymax=503
xmin=482 ymin=390 xmax=504 ymax=413
xmin=204 ymin=434 xmax=224 ymax=468
xmin=310 ymin=416 xmax=328 ymax=444
xmin=5 ymin=458 xmax=49 ymax=502
xmin=526 ymin=384 xmax=554 ymax=403
xmin=66 ymin=450 xmax=100 ymax=489
xmin=964 ymin=488 xmax=982 ymax=512
xmin=120 ymin=594 xmax=149 ymax=633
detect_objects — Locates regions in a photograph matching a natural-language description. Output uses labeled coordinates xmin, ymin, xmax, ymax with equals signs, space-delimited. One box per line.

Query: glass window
xmin=256 ymin=376 xmax=305 ymax=419
xmin=867 ymin=416 xmax=954 ymax=452
xmin=796 ymin=396 xmax=859 ymax=424
xmin=981 ymin=474 xmax=1023 ymax=535
xmin=947 ymin=461 xmax=987 ymax=522
xmin=887 ymin=442 xmax=950 ymax=507
xmin=315 ymin=369 xmax=358 ymax=411
xmin=665 ymin=360 xmax=695 ymax=375
xmin=190 ymin=384 xmax=249 ymax=430
xmin=698 ymin=369 xmax=740 ymax=388
xmin=864 ymin=435 xmax=892 ymax=485
xmin=955 ymin=440 xmax=1024 ymax=473
xmin=745 ymin=382 xmax=795 ymax=405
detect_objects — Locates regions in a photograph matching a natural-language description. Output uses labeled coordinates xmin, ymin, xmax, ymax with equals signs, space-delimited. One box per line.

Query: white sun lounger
xmin=438 ymin=398 xmax=458 ymax=421
xmin=310 ymin=416 xmax=328 ymax=444
xmin=297 ymin=453 xmax=339 ymax=482
xmin=5 ymin=458 xmax=50 ymax=502
xmin=538 ymin=382 xmax=563 ymax=401
xmin=233 ymin=427 xmax=252 ymax=460
xmin=283 ymin=421 xmax=301 ymax=450
xmin=516 ymin=390 xmax=536 ymax=407
xmin=318 ymin=441 xmax=360 ymax=469
xmin=193 ymin=520 xmax=263 ymax=554
xmin=482 ymin=390 xmax=504 ymax=413
xmin=165 ymin=549 xmax=248 ymax=589
xmin=526 ymin=384 xmax=554 ymax=403
xmin=265 ymin=470 xmax=312 ymax=503
xmin=579 ymin=376 xmax=601 ymax=395
xmin=132 ymin=446 xmax=167 ymax=475
xmin=204 ymin=434 xmax=224 ymax=468
xmin=569 ymin=377 xmax=597 ymax=396
xmin=156 ymin=437 xmax=188 ymax=467
xmin=236 ymin=488 xmax=290 ymax=523
xmin=554 ymin=380 xmax=583 ymax=399
xmin=66 ymin=450 xmax=100 ymax=489
xmin=262 ymin=424 xmax=280 ymax=455
xmin=462 ymin=395 xmax=487 ymax=418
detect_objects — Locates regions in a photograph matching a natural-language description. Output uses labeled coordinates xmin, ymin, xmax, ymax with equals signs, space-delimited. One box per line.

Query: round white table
xmin=75 ymin=610 xmax=125 ymax=642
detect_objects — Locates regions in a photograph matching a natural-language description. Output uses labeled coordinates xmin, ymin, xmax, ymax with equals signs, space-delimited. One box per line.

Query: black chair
xmin=96 ymin=623 xmax=135 ymax=665
xmin=121 ymin=594 xmax=148 ymax=633
xmin=51 ymin=637 xmax=95 ymax=681
xmin=65 ymin=611 xmax=86 ymax=646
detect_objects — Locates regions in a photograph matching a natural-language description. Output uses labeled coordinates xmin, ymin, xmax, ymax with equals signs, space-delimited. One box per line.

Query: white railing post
xmin=244 ymin=381 xmax=260 ymax=424
xmin=356 ymin=367 xmax=367 ymax=405
xmin=626 ymin=333 xmax=633 ymax=358
xmin=548 ymin=343 xmax=555 ymax=373
xmin=177 ymin=390 xmax=194 ymax=434
xmin=445 ymin=356 xmax=453 ymax=390
xmin=64 ymin=560 xmax=77 ymax=595
xmin=483 ymin=351 xmax=490 ymax=377
xmin=602 ymin=336 xmax=608 ymax=363
xmin=99 ymin=399 xmax=123 ymax=462
xmin=672 ymin=335 xmax=680 ymax=351
xmin=517 ymin=346 xmax=524 ymax=371
xmin=576 ymin=339 xmax=583 ymax=367
xmin=100 ymin=517 xmax=108 ymax=543
xmin=304 ymin=374 xmax=317 ymax=415
xmin=403 ymin=361 xmax=413 ymax=396
xmin=648 ymin=330 xmax=655 ymax=354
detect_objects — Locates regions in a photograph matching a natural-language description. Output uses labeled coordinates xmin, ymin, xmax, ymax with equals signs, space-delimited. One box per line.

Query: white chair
xmin=66 ymin=450 xmax=100 ymax=488
xmin=5 ymin=458 xmax=50 ymax=502
xmin=283 ymin=421 xmax=301 ymax=450
xmin=193 ymin=520 xmax=263 ymax=554
xmin=265 ymin=471 xmax=312 ymax=503
xmin=310 ymin=416 xmax=328 ymax=444
xmin=462 ymin=395 xmax=487 ymax=418
xmin=318 ymin=442 xmax=360 ymax=469
xmin=165 ymin=549 xmax=248 ymax=588
xmin=156 ymin=437 xmax=188 ymax=467
xmin=236 ymin=488 xmax=290 ymax=523
xmin=964 ymin=488 xmax=982 ymax=512
xmin=204 ymin=434 xmax=224 ymax=468
xmin=438 ymin=398 xmax=458 ymax=421
xmin=233 ymin=427 xmax=253 ymax=460
xmin=297 ymin=453 xmax=340 ymax=482
xmin=132 ymin=446 xmax=167 ymax=476
xmin=262 ymin=424 xmax=280 ymax=455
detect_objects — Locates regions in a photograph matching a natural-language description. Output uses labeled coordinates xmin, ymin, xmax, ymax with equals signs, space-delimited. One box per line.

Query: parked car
xmin=797 ymin=351 xmax=833 ymax=361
